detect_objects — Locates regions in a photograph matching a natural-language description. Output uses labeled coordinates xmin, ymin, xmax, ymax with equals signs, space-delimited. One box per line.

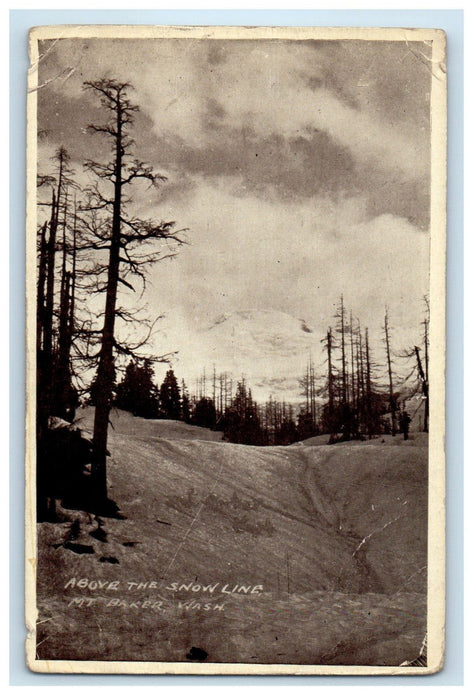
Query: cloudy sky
xmin=37 ymin=36 xmax=432 ymax=394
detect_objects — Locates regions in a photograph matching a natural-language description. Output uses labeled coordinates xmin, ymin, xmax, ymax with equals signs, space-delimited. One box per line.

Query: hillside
xmin=35 ymin=410 xmax=428 ymax=667
xmin=75 ymin=407 xmax=225 ymax=443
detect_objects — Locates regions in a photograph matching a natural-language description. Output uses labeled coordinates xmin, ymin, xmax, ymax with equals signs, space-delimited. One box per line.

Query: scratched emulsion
xmin=36 ymin=408 xmax=427 ymax=665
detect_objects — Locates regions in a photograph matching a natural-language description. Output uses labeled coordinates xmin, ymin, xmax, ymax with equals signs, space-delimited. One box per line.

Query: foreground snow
xmin=36 ymin=410 xmax=427 ymax=666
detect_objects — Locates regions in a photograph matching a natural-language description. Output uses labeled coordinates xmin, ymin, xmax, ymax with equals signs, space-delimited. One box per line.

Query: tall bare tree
xmin=336 ymin=295 xmax=348 ymax=406
xmin=364 ymin=327 xmax=374 ymax=438
xmin=421 ymin=311 xmax=429 ymax=432
xmin=37 ymin=147 xmax=75 ymax=437
xmin=83 ymin=79 xmax=185 ymax=507
xmin=383 ymin=308 xmax=397 ymax=436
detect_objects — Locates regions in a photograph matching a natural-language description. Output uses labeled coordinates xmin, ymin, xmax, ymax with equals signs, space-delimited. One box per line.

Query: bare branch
xmin=87 ymin=123 xmax=118 ymax=138
xmin=120 ymin=160 xmax=167 ymax=187
xmin=118 ymin=277 xmax=136 ymax=292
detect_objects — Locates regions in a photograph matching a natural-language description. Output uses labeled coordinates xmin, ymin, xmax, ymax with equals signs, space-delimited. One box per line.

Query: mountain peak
xmin=209 ymin=308 xmax=313 ymax=332
xmin=192 ymin=309 xmax=319 ymax=403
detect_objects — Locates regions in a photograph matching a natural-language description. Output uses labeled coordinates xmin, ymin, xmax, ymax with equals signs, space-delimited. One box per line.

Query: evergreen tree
xmin=193 ymin=397 xmax=216 ymax=429
xmin=88 ymin=366 xmax=116 ymax=407
xmin=222 ymin=380 xmax=265 ymax=445
xmin=297 ymin=411 xmax=316 ymax=441
xmin=159 ymin=369 xmax=181 ymax=419
xmin=275 ymin=417 xmax=298 ymax=445
xmin=115 ymin=359 xmax=159 ymax=418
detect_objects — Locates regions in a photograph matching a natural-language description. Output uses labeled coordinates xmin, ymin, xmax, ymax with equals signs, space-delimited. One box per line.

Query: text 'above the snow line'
xmin=63 ymin=578 xmax=265 ymax=612
xmin=64 ymin=579 xmax=264 ymax=594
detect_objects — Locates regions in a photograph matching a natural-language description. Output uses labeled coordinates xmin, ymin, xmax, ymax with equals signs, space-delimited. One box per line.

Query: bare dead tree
xmin=317 ymin=327 xmax=337 ymax=435
xmin=309 ymin=356 xmax=316 ymax=424
xmin=422 ymin=311 xmax=429 ymax=432
xmin=37 ymin=147 xmax=76 ymax=438
xmin=83 ymin=78 xmax=187 ymax=507
xmin=350 ymin=311 xmax=356 ymax=416
xmin=54 ymin=186 xmax=76 ymax=419
xmin=397 ymin=299 xmax=429 ymax=433
xmin=326 ymin=328 xmax=335 ymax=416
xmin=383 ymin=308 xmax=397 ymax=436
xmin=299 ymin=362 xmax=310 ymax=415
xmin=335 ymin=295 xmax=348 ymax=406
xmin=36 ymin=221 xmax=48 ymax=357
xmin=365 ymin=327 xmax=373 ymax=438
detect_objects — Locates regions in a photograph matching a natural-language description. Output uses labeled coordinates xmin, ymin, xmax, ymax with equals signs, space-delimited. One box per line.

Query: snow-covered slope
xmin=36 ymin=411 xmax=427 ymax=666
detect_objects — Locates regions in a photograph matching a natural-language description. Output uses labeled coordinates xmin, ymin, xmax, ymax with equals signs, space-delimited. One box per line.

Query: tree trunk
xmin=36 ymin=221 xmax=49 ymax=442
xmin=327 ymin=327 xmax=334 ymax=415
xmin=350 ymin=312 xmax=356 ymax=415
xmin=384 ymin=310 xmax=396 ymax=436
xmin=69 ymin=199 xmax=77 ymax=337
xmin=36 ymin=222 xmax=48 ymax=354
xmin=340 ymin=296 xmax=347 ymax=405
xmin=415 ymin=344 xmax=429 ymax=433
xmin=39 ymin=190 xmax=59 ymax=438
xmin=92 ymin=103 xmax=123 ymax=505
xmin=309 ymin=357 xmax=316 ymax=426
xmin=54 ymin=191 xmax=72 ymax=418
xmin=423 ymin=319 xmax=429 ymax=432
xmin=365 ymin=328 xmax=372 ymax=438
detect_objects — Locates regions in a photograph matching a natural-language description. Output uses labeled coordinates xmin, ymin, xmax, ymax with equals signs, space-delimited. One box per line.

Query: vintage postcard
xmin=26 ymin=25 xmax=446 ymax=674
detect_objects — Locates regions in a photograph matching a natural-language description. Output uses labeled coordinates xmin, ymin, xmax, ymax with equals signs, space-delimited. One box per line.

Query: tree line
xmin=316 ymin=295 xmax=429 ymax=441
xmin=107 ymin=292 xmax=429 ymax=447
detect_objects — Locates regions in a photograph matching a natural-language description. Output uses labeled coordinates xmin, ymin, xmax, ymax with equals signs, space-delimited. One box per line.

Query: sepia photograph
xmin=26 ymin=25 xmax=446 ymax=674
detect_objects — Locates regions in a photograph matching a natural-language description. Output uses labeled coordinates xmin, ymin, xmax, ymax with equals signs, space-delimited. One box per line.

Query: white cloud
xmin=138 ymin=42 xmax=426 ymax=182
xmin=144 ymin=177 xmax=429 ymax=384
xmin=43 ymin=39 xmax=427 ymax=184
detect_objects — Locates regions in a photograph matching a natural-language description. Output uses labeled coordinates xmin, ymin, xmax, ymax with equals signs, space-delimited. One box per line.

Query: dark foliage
xmin=36 ymin=422 xmax=120 ymax=520
xmin=275 ymin=418 xmax=299 ymax=446
xmin=192 ymin=397 xmax=217 ymax=429
xmin=296 ymin=411 xmax=317 ymax=441
xmin=222 ymin=381 xmax=266 ymax=445
xmin=159 ymin=368 xmax=181 ymax=420
xmin=115 ymin=359 xmax=159 ymax=418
